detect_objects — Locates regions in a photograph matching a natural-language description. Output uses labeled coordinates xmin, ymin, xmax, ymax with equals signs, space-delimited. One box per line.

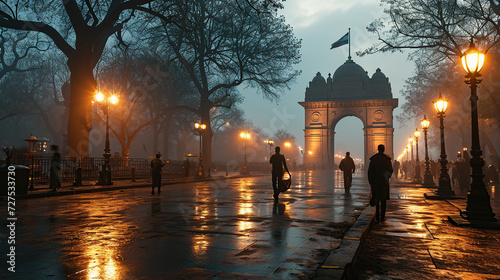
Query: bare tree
xmin=145 ymin=0 xmax=301 ymax=171
xmin=359 ymin=0 xmax=500 ymax=63
xmin=0 ymin=0 xmax=155 ymax=156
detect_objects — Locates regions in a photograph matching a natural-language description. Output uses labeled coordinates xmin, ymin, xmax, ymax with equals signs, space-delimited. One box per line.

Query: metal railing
xmin=14 ymin=156 xmax=184 ymax=181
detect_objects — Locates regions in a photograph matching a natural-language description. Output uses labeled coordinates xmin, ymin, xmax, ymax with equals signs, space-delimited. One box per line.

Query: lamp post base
xmin=422 ymin=173 xmax=435 ymax=187
xmin=96 ymin=167 xmax=113 ymax=185
xmin=462 ymin=190 xmax=496 ymax=221
xmin=241 ymin=165 xmax=249 ymax=175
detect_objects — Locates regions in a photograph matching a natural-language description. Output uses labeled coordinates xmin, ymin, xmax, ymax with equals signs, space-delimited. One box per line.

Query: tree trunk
xmin=122 ymin=144 xmax=130 ymax=158
xmin=201 ymin=107 xmax=212 ymax=173
xmin=162 ymin=114 xmax=172 ymax=159
xmin=177 ymin=131 xmax=188 ymax=161
xmin=153 ymin=124 xmax=160 ymax=155
xmin=67 ymin=51 xmax=96 ymax=157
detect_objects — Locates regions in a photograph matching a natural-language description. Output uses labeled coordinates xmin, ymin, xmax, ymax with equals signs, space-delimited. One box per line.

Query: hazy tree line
xmin=361 ymin=0 xmax=500 ymax=167
xmin=0 ymin=0 xmax=301 ymax=168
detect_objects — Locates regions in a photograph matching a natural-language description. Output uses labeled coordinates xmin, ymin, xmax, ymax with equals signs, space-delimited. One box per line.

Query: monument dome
xmin=310 ymin=72 xmax=326 ymax=87
xmin=332 ymin=58 xmax=369 ymax=81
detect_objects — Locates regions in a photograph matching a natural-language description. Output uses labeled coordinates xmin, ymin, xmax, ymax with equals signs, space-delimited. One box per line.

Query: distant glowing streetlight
xmin=94 ymin=91 xmax=119 ymax=185
xmin=409 ymin=136 xmax=414 ymax=162
xmin=284 ymin=142 xmax=291 ymax=148
xmin=194 ymin=122 xmax=207 ymax=177
xmin=240 ymin=132 xmax=250 ymax=174
xmin=421 ymin=115 xmax=434 ymax=186
xmin=264 ymin=139 xmax=274 ymax=159
xmin=413 ymin=128 xmax=421 ymax=183
xmin=432 ymin=93 xmax=454 ymax=197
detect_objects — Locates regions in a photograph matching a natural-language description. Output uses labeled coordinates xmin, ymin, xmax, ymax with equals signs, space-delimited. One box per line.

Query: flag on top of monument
xmin=330 ymin=32 xmax=349 ymax=49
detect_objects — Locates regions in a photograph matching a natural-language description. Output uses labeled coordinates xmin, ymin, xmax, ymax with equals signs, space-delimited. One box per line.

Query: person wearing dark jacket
xmin=270 ymin=146 xmax=290 ymax=200
xmin=50 ymin=145 xmax=61 ymax=192
xmin=151 ymin=153 xmax=165 ymax=194
xmin=368 ymin=144 xmax=393 ymax=222
xmin=339 ymin=152 xmax=356 ymax=193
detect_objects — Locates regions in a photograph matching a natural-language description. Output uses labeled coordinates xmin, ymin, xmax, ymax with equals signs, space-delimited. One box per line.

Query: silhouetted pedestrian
xmin=339 ymin=152 xmax=355 ymax=193
xmin=151 ymin=153 xmax=165 ymax=194
xmin=393 ymin=160 xmax=400 ymax=179
xmin=368 ymin=144 xmax=393 ymax=222
xmin=50 ymin=145 xmax=61 ymax=192
xmin=402 ymin=161 xmax=408 ymax=179
xmin=431 ymin=160 xmax=438 ymax=180
xmin=456 ymin=154 xmax=469 ymax=192
xmin=183 ymin=159 xmax=190 ymax=177
xmin=270 ymin=146 xmax=290 ymax=200
xmin=451 ymin=157 xmax=459 ymax=187
xmin=486 ymin=164 xmax=499 ymax=183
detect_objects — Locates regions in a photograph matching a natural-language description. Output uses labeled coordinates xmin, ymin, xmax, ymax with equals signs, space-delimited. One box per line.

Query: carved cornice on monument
xmin=298 ymin=98 xmax=398 ymax=109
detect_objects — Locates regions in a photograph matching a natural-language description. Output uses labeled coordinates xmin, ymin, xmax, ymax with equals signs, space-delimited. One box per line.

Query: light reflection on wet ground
xmin=352 ymin=179 xmax=500 ymax=280
xmin=0 ymin=170 xmax=370 ymax=279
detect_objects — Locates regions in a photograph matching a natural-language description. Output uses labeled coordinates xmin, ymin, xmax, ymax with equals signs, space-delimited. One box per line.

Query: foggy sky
xmin=240 ymin=0 xmax=416 ymax=162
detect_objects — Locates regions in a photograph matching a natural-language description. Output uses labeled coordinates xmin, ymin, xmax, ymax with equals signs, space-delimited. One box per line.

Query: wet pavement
xmin=351 ymin=179 xmax=500 ymax=280
xmin=0 ymin=170 xmax=371 ymax=279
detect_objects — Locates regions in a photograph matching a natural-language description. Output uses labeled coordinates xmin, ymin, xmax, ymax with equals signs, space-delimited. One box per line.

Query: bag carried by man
xmin=279 ymin=172 xmax=292 ymax=192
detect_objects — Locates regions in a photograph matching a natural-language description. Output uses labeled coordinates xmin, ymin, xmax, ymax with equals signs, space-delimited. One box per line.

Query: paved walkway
xmin=350 ymin=179 xmax=500 ymax=280
xmin=1 ymin=170 xmax=371 ymax=279
xmin=10 ymin=171 xmax=247 ymax=200
xmin=3 ymin=172 xmax=500 ymax=279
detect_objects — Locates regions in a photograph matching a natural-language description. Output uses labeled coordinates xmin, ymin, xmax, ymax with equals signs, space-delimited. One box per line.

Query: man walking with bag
xmin=339 ymin=152 xmax=356 ymax=193
xmin=368 ymin=144 xmax=393 ymax=222
xmin=270 ymin=146 xmax=290 ymax=200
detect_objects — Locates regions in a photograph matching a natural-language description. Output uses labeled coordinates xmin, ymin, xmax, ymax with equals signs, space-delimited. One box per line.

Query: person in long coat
xmin=151 ymin=153 xmax=165 ymax=194
xmin=270 ymin=146 xmax=290 ymax=200
xmin=368 ymin=144 xmax=393 ymax=222
xmin=339 ymin=152 xmax=356 ymax=193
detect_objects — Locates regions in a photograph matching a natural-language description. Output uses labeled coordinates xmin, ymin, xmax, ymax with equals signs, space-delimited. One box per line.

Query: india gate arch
xmin=299 ymin=58 xmax=398 ymax=168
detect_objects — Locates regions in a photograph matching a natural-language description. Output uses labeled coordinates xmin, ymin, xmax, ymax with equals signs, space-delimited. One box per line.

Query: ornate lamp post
xmin=414 ymin=128 xmax=422 ymax=183
xmin=432 ymin=93 xmax=455 ymax=196
xmin=460 ymin=39 xmax=495 ymax=221
xmin=240 ymin=132 xmax=250 ymax=174
xmin=421 ymin=115 xmax=435 ymax=186
xmin=94 ymin=92 xmax=118 ymax=185
xmin=264 ymin=139 xmax=274 ymax=159
xmin=194 ymin=122 xmax=206 ymax=177
xmin=405 ymin=145 xmax=409 ymax=162
xmin=409 ymin=136 xmax=414 ymax=178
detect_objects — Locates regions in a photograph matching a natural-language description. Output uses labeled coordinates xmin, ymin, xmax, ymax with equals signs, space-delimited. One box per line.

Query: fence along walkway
xmin=15 ymin=156 xmax=183 ymax=181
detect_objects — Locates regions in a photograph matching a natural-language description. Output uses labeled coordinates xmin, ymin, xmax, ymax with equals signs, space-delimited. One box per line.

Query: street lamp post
xmin=460 ymin=39 xmax=495 ymax=221
xmin=421 ymin=115 xmax=435 ymax=186
xmin=433 ymin=93 xmax=454 ymax=196
xmin=240 ymin=132 xmax=250 ymax=174
xmin=409 ymin=136 xmax=414 ymax=178
xmin=264 ymin=139 xmax=274 ymax=159
xmin=194 ymin=123 xmax=206 ymax=177
xmin=414 ymin=128 xmax=422 ymax=183
xmin=95 ymin=92 xmax=118 ymax=185
xmin=405 ymin=146 xmax=409 ymax=162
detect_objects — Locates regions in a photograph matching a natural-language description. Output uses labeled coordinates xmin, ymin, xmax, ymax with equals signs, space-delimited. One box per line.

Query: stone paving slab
xmin=314 ymin=205 xmax=375 ymax=279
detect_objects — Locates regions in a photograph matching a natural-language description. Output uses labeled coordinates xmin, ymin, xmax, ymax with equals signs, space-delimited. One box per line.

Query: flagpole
xmin=348 ymin=28 xmax=351 ymax=60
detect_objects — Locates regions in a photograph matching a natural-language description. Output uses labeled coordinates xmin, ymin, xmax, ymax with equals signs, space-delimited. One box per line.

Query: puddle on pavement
xmin=383 ymin=231 xmax=433 ymax=239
